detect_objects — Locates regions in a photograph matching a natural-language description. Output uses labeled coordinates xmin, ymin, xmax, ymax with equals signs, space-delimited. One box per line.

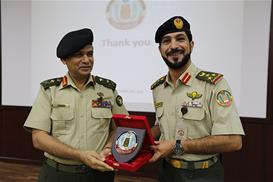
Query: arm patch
xmin=151 ymin=75 xmax=166 ymax=90
xmin=95 ymin=76 xmax=116 ymax=91
xmin=196 ymin=71 xmax=223 ymax=85
xmin=40 ymin=77 xmax=62 ymax=89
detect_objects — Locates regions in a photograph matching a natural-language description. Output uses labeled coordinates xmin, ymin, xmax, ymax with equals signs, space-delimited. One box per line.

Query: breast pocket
xmin=181 ymin=107 xmax=205 ymax=121
xmin=91 ymin=107 xmax=113 ymax=131
xmin=180 ymin=107 xmax=206 ymax=139
xmin=50 ymin=106 xmax=74 ymax=136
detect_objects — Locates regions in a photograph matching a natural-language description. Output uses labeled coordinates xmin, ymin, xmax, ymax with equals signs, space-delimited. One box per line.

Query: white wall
xmin=1 ymin=0 xmax=271 ymax=118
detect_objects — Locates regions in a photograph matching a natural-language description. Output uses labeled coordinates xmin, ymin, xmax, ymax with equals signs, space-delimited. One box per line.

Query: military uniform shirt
xmin=152 ymin=63 xmax=245 ymax=161
xmin=24 ymin=73 xmax=128 ymax=165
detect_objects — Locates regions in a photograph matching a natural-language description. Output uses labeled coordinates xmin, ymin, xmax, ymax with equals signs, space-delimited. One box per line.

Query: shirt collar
xmin=164 ymin=62 xmax=198 ymax=87
xmin=178 ymin=62 xmax=197 ymax=86
xmin=59 ymin=73 xmax=95 ymax=90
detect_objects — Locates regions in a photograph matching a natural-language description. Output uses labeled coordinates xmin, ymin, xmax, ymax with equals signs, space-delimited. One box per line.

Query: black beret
xmin=56 ymin=28 xmax=93 ymax=58
xmin=155 ymin=16 xmax=191 ymax=43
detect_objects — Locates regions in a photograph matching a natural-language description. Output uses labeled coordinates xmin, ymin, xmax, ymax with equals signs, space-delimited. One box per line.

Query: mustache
xmin=166 ymin=48 xmax=184 ymax=56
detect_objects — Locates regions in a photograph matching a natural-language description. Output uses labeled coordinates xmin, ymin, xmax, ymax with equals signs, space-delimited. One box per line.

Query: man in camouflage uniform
xmin=149 ymin=16 xmax=245 ymax=182
xmin=24 ymin=28 xmax=128 ymax=182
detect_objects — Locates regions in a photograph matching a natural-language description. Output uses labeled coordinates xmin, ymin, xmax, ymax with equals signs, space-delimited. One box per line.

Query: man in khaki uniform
xmin=24 ymin=28 xmax=128 ymax=182
xmin=149 ymin=16 xmax=245 ymax=182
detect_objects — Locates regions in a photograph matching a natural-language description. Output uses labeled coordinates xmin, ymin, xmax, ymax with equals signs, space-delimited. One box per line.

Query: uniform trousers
xmin=38 ymin=162 xmax=114 ymax=182
xmin=158 ymin=159 xmax=224 ymax=182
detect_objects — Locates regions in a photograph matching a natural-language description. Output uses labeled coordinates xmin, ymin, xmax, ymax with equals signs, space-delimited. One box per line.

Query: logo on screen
xmin=106 ymin=0 xmax=146 ymax=30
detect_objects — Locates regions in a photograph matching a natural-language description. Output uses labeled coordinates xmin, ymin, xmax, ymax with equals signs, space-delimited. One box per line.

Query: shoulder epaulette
xmin=95 ymin=76 xmax=116 ymax=91
xmin=196 ymin=71 xmax=223 ymax=85
xmin=40 ymin=77 xmax=63 ymax=89
xmin=151 ymin=75 xmax=166 ymax=90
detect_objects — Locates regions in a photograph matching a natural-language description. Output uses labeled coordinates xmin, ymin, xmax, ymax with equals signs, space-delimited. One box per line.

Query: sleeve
xmin=111 ymin=90 xmax=129 ymax=115
xmin=152 ymin=89 xmax=160 ymax=126
xmin=23 ymin=86 xmax=52 ymax=133
xmin=209 ymin=78 xmax=245 ymax=136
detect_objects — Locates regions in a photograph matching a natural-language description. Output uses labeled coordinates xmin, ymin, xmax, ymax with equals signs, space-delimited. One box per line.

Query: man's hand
xmin=79 ymin=150 xmax=114 ymax=172
xmin=149 ymin=140 xmax=175 ymax=163
xmin=100 ymin=147 xmax=112 ymax=158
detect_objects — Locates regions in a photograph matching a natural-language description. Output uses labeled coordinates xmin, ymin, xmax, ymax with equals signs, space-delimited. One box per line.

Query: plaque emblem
xmin=115 ymin=130 xmax=138 ymax=154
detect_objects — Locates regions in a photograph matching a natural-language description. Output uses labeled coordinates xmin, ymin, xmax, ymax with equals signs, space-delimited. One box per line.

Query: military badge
xmin=92 ymin=100 xmax=112 ymax=108
xmin=175 ymin=122 xmax=187 ymax=139
xmin=187 ymin=91 xmax=202 ymax=100
xmin=62 ymin=76 xmax=68 ymax=87
xmin=182 ymin=101 xmax=203 ymax=108
xmin=196 ymin=71 xmax=223 ymax=85
xmin=216 ymin=90 xmax=233 ymax=107
xmin=40 ymin=77 xmax=62 ymax=89
xmin=97 ymin=92 xmax=104 ymax=99
xmin=116 ymin=95 xmax=123 ymax=106
xmin=115 ymin=130 xmax=138 ymax=155
xmin=155 ymin=101 xmax=163 ymax=109
xmin=174 ymin=18 xmax=183 ymax=29
xmin=151 ymin=75 xmax=166 ymax=90
xmin=181 ymin=72 xmax=191 ymax=85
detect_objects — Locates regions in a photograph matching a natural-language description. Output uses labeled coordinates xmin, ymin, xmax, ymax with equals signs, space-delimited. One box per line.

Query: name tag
xmin=52 ymin=103 xmax=70 ymax=108
xmin=182 ymin=101 xmax=203 ymax=108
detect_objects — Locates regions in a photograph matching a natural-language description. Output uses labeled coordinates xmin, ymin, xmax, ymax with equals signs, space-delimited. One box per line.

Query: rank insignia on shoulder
xmin=40 ymin=77 xmax=62 ymax=89
xmin=196 ymin=71 xmax=223 ymax=85
xmin=187 ymin=91 xmax=202 ymax=100
xmin=116 ymin=95 xmax=123 ymax=107
xmin=151 ymin=75 xmax=166 ymax=90
xmin=216 ymin=90 xmax=233 ymax=107
xmin=95 ymin=76 xmax=116 ymax=91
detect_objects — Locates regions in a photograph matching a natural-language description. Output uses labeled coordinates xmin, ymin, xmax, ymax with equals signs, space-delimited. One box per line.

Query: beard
xmin=162 ymin=49 xmax=191 ymax=70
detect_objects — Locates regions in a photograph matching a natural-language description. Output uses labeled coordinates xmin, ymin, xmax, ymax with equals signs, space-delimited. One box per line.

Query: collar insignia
xmin=62 ymin=76 xmax=68 ymax=87
xmin=181 ymin=72 xmax=191 ymax=85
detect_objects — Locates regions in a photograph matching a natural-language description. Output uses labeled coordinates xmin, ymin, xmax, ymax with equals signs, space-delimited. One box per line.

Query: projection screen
xmin=1 ymin=0 xmax=271 ymax=118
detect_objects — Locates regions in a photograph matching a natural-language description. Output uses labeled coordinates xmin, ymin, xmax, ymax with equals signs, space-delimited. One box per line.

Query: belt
xmin=45 ymin=158 xmax=91 ymax=173
xmin=165 ymin=156 xmax=218 ymax=170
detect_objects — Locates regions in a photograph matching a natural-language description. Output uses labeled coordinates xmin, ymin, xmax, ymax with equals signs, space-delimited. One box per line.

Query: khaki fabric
xmin=24 ymin=73 xmax=128 ymax=165
xmin=152 ymin=63 xmax=244 ymax=161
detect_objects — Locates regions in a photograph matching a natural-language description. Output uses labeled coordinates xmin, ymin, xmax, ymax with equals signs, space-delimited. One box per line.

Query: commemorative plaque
xmin=112 ymin=127 xmax=145 ymax=163
xmin=105 ymin=114 xmax=155 ymax=172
